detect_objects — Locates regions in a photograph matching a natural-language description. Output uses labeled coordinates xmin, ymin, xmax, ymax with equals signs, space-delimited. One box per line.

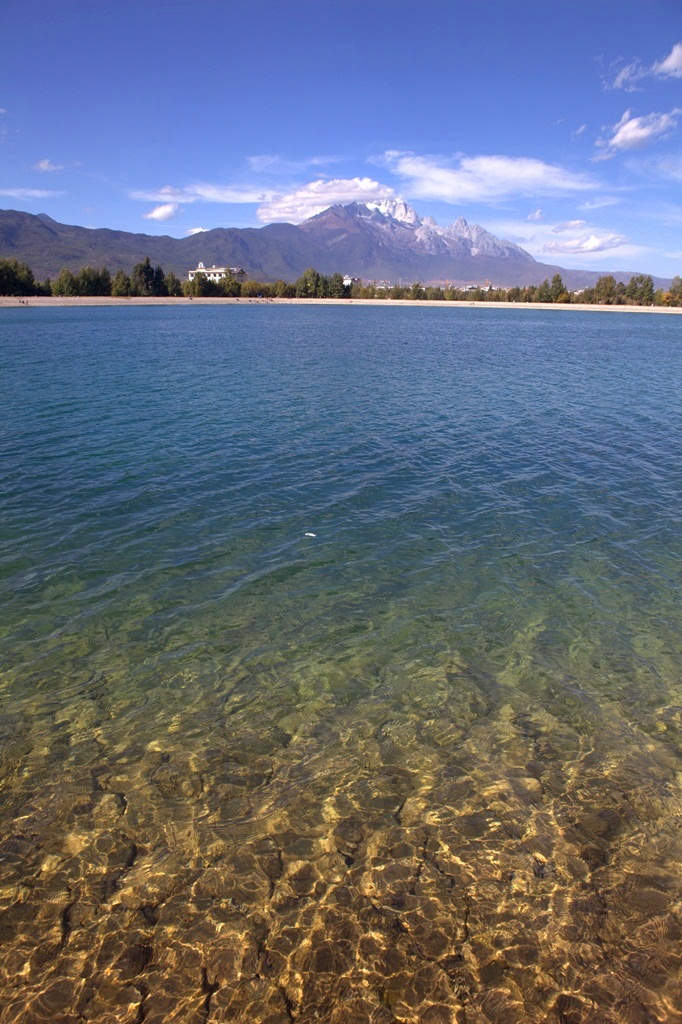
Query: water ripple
xmin=1 ymin=305 xmax=682 ymax=1021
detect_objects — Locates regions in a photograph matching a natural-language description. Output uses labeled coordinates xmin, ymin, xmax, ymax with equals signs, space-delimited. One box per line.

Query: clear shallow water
xmin=1 ymin=304 xmax=682 ymax=1023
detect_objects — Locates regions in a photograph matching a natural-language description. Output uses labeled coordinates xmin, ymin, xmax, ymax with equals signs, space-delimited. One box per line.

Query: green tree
xmin=327 ymin=272 xmax=347 ymax=298
xmin=594 ymin=275 xmax=617 ymax=305
xmin=197 ymin=273 xmax=217 ymax=297
xmin=668 ymin=276 xmax=682 ymax=305
xmin=52 ymin=268 xmax=78 ymax=296
xmin=274 ymin=279 xmax=295 ymax=298
xmin=111 ymin=269 xmax=131 ymax=296
xmin=241 ymin=279 xmax=274 ymax=297
xmin=640 ymin=276 xmax=654 ymax=305
xmin=74 ymin=265 xmax=111 ymax=296
xmin=151 ymin=265 xmax=167 ymax=297
xmin=536 ymin=279 xmax=552 ymax=302
xmin=164 ymin=271 xmax=184 ymax=297
xmin=295 ymin=268 xmax=322 ymax=298
xmin=626 ymin=273 xmax=654 ymax=305
xmin=130 ymin=256 xmax=156 ymax=296
xmin=0 ymin=257 xmax=41 ymax=295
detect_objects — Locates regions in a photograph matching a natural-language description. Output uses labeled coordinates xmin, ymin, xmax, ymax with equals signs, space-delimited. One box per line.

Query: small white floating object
xmin=305 ymin=532 xmax=317 ymax=537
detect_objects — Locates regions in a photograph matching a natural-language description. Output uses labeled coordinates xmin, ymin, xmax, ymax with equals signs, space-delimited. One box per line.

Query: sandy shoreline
xmin=1 ymin=295 xmax=681 ymax=314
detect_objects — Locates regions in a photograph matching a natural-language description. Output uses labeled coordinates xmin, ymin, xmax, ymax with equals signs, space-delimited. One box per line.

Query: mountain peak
xmin=365 ymin=198 xmax=421 ymax=226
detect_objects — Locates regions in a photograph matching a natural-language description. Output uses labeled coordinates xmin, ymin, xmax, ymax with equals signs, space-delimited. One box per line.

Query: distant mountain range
xmin=0 ymin=202 xmax=669 ymax=289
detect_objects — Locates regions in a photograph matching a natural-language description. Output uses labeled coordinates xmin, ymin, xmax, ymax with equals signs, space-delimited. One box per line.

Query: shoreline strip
xmin=1 ymin=296 xmax=681 ymax=314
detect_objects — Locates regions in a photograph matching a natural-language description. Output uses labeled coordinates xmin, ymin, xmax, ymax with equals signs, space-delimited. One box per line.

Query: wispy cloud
xmin=257 ymin=177 xmax=395 ymax=223
xmin=0 ymin=187 xmax=65 ymax=198
xmin=553 ymin=220 xmax=587 ymax=232
xmin=579 ymin=196 xmax=621 ymax=210
xmin=131 ymin=183 xmax=275 ymax=204
xmin=610 ymin=41 xmax=682 ymax=90
xmin=378 ymin=151 xmax=595 ymax=203
xmin=248 ymin=154 xmax=338 ymax=174
xmin=527 ymin=208 xmax=544 ymax=221
xmin=611 ymin=59 xmax=646 ymax=91
xmin=595 ymin=108 xmax=681 ymax=158
xmin=186 ymin=226 xmax=207 ymax=235
xmin=652 ymin=155 xmax=682 ymax=182
xmin=32 ymin=158 xmax=63 ymax=172
xmin=143 ymin=202 xmax=180 ymax=221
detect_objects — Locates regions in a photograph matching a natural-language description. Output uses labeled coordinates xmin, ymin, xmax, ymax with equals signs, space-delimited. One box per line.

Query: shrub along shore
xmin=1 ymin=256 xmax=681 ymax=307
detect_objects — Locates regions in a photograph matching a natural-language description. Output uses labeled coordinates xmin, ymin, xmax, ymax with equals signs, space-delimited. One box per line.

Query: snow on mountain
xmin=361 ymin=198 xmax=530 ymax=261
xmin=365 ymin=198 xmax=422 ymax=226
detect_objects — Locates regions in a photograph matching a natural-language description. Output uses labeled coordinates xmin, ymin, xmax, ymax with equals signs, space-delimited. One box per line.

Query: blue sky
xmin=2 ymin=0 xmax=681 ymax=277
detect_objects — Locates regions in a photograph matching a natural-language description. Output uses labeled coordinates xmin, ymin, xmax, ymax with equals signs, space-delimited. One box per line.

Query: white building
xmin=188 ymin=262 xmax=246 ymax=282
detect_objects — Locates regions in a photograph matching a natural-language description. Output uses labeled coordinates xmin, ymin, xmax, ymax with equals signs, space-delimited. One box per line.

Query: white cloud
xmin=486 ymin=215 xmax=643 ymax=265
xmin=33 ymin=158 xmax=63 ymax=172
xmin=131 ymin=183 xmax=274 ymax=204
xmin=611 ymin=42 xmax=682 ymax=89
xmin=0 ymin=187 xmax=65 ymax=198
xmin=552 ymin=220 xmax=587 ymax=232
xmin=543 ymin=232 xmax=628 ymax=255
xmin=257 ymin=177 xmax=396 ymax=223
xmin=379 ymin=151 xmax=594 ymax=203
xmin=653 ymin=42 xmax=682 ymax=79
xmin=527 ymin=208 xmax=544 ymax=221
xmin=596 ymin=108 xmax=681 ymax=157
xmin=143 ymin=202 xmax=180 ymax=221
xmin=186 ymin=226 xmax=208 ymax=235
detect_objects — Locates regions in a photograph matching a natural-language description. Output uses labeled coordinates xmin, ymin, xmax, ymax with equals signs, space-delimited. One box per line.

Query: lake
xmin=1 ymin=304 xmax=681 ymax=1023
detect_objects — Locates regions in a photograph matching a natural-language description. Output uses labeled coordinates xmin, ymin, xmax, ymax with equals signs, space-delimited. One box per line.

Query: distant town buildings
xmin=188 ymin=262 xmax=246 ymax=283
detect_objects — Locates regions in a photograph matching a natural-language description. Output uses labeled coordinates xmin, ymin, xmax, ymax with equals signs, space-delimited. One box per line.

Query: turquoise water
xmin=1 ymin=304 xmax=682 ymax=1023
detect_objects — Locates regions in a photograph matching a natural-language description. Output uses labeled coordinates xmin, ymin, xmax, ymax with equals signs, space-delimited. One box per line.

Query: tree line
xmin=0 ymin=257 xmax=185 ymax=298
xmin=0 ymin=258 xmax=347 ymax=300
xmin=1 ymin=257 xmax=681 ymax=307
xmin=351 ymin=272 xmax=682 ymax=307
xmin=184 ymin=267 xmax=350 ymax=298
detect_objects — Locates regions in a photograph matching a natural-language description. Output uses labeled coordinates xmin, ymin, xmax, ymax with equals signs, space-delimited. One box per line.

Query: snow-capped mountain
xmin=366 ymin=198 xmax=529 ymax=260
xmin=298 ymin=199 xmax=535 ymax=283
